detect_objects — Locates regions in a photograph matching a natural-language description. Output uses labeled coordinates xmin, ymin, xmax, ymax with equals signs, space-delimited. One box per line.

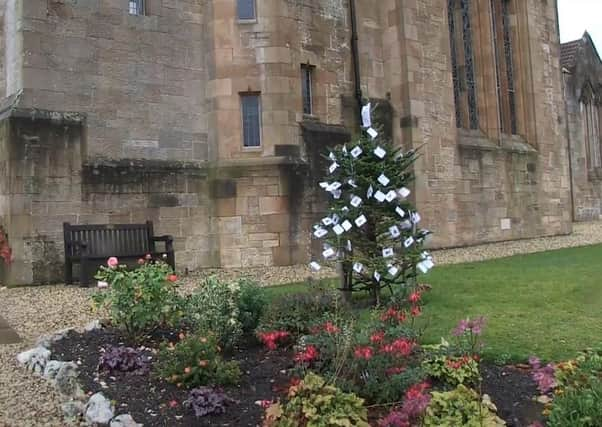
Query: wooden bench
xmin=63 ymin=221 xmax=175 ymax=286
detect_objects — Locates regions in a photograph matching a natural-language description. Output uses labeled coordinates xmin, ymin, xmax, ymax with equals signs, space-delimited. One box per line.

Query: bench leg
xmin=166 ymin=250 xmax=176 ymax=272
xmin=80 ymin=258 xmax=92 ymax=287
xmin=64 ymin=260 xmax=74 ymax=285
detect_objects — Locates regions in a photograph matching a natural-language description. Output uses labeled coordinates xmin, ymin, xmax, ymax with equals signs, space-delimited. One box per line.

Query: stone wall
xmin=564 ymin=37 xmax=602 ymax=221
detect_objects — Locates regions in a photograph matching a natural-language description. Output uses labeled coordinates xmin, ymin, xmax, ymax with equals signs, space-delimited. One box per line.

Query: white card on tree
xmin=367 ymin=128 xmax=378 ymax=139
xmin=322 ymin=217 xmax=333 ymax=226
xmin=333 ymin=224 xmax=345 ymax=235
xmin=310 ymin=262 xmax=321 ymax=272
xmin=389 ymin=225 xmax=400 ymax=238
xmin=383 ymin=247 xmax=394 ymax=258
xmin=417 ymin=262 xmax=428 ymax=274
xmin=396 ymin=206 xmax=406 ymax=218
xmin=347 ymin=240 xmax=352 ymax=251
xmin=378 ymin=174 xmax=390 ymax=186
xmin=374 ymin=146 xmax=386 ymax=158
xmin=353 ymin=262 xmax=363 ymax=273
xmin=332 ymin=214 xmax=340 ymax=224
xmin=351 ymin=146 xmax=363 ymax=158
xmin=329 ymin=162 xmax=339 ymax=174
xmin=350 ymin=196 xmax=362 ymax=208
xmin=388 ymin=266 xmax=399 ymax=276
xmin=361 ymin=103 xmax=372 ymax=128
xmin=374 ymin=271 xmax=381 ymax=282
xmin=322 ymin=247 xmax=335 ymax=259
xmin=385 ymin=191 xmax=397 ymax=202
xmin=332 ymin=189 xmax=342 ymax=199
xmin=348 ymin=179 xmax=358 ymax=188
xmin=314 ymin=228 xmax=328 ymax=238
xmin=404 ymin=236 xmax=414 ymax=248
xmin=367 ymin=185 xmax=374 ymax=198
xmin=329 ymin=181 xmax=342 ymax=191
xmin=412 ymin=212 xmax=421 ymax=224
xmin=355 ymin=214 xmax=367 ymax=227
xmin=399 ymin=187 xmax=411 ymax=198
xmin=329 ymin=152 xmax=336 ymax=161
xmin=401 ymin=219 xmax=412 ymax=230
xmin=342 ymin=220 xmax=353 ymax=231
xmin=374 ymin=191 xmax=386 ymax=202
xmin=319 ymin=182 xmax=329 ymax=189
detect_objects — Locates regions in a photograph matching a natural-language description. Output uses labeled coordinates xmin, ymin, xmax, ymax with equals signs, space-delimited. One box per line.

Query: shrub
xmin=92 ymin=258 xmax=182 ymax=339
xmin=98 ymin=346 xmax=149 ymax=374
xmin=547 ymin=379 xmax=602 ymax=427
xmin=263 ymin=373 xmax=369 ymax=427
xmin=154 ymin=332 xmax=240 ymax=389
xmin=184 ymin=387 xmax=236 ymax=418
xmin=423 ymin=385 xmax=505 ymax=427
xmin=237 ymin=278 xmax=267 ymax=332
xmin=422 ymin=355 xmax=480 ymax=387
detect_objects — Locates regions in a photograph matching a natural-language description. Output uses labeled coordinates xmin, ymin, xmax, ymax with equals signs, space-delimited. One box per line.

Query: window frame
xmin=237 ymin=0 xmax=257 ymax=22
xmin=301 ymin=64 xmax=314 ymax=116
xmin=240 ymin=93 xmax=262 ymax=149
xmin=128 ymin=0 xmax=145 ymax=16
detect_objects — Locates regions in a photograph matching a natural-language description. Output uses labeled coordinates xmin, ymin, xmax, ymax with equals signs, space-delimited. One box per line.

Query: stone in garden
xmin=84 ymin=319 xmax=102 ymax=332
xmin=43 ymin=360 xmax=66 ymax=381
xmin=36 ymin=328 xmax=73 ymax=348
xmin=16 ymin=346 xmax=51 ymax=374
xmin=54 ymin=362 xmax=81 ymax=396
xmin=61 ymin=400 xmax=85 ymax=420
xmin=85 ymin=392 xmax=115 ymax=425
xmin=110 ymin=414 xmax=142 ymax=427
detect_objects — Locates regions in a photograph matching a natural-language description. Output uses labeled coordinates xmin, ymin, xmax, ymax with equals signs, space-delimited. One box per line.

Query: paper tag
xmin=374 ymin=191 xmax=386 ymax=202
xmin=367 ymin=185 xmax=374 ymax=198
xmin=319 ymin=182 xmax=329 ymax=189
xmin=332 ymin=189 xmax=342 ymax=199
xmin=412 ymin=212 xmax=421 ymax=224
xmin=329 ymin=152 xmax=336 ymax=161
xmin=353 ymin=262 xmax=363 ymax=273
xmin=342 ymin=220 xmax=353 ymax=231
xmin=332 ymin=214 xmax=340 ymax=225
xmin=342 ymin=144 xmax=348 ymax=154
xmin=314 ymin=228 xmax=328 ymax=238
xmin=383 ymin=247 xmax=394 ymax=258
xmin=400 ymin=219 xmax=412 ymax=230
xmin=333 ymin=224 xmax=345 ymax=235
xmin=367 ymin=127 xmax=378 ymax=139
xmin=378 ymin=174 xmax=390 ymax=186
xmin=374 ymin=271 xmax=381 ymax=282
xmin=385 ymin=191 xmax=397 ymax=202
xmin=341 ymin=206 xmax=349 ymax=212
xmin=388 ymin=266 xmax=399 ymax=276
xmin=350 ymin=196 xmax=362 ymax=208
xmin=328 ymin=181 xmax=342 ymax=192
xmin=374 ymin=146 xmax=386 ymax=158
xmin=351 ymin=146 xmax=363 ymax=158
xmin=310 ymin=262 xmax=321 ymax=272
xmin=389 ymin=225 xmax=400 ymax=238
xmin=355 ymin=214 xmax=367 ymax=227
xmin=404 ymin=236 xmax=415 ymax=248
xmin=399 ymin=187 xmax=411 ymax=198
xmin=348 ymin=179 xmax=358 ymax=188
xmin=424 ymin=259 xmax=435 ymax=269
xmin=322 ymin=247 xmax=335 ymax=259
xmin=329 ymin=162 xmax=339 ymax=174
xmin=322 ymin=217 xmax=333 ymax=226
xmin=417 ymin=262 xmax=428 ymax=274
xmin=361 ymin=103 xmax=372 ymax=128
xmin=396 ymin=206 xmax=406 ymax=218
xmin=421 ymin=251 xmax=430 ymax=260
xmin=347 ymin=240 xmax=352 ymax=251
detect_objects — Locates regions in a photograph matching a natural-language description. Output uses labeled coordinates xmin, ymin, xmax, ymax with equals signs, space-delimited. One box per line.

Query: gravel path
xmin=1 ymin=221 xmax=601 ymax=426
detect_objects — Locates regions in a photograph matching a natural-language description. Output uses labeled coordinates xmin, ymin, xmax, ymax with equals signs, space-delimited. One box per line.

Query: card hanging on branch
xmin=374 ymin=190 xmax=386 ymax=203
xmin=353 ymin=262 xmax=364 ymax=273
xmin=378 ymin=174 xmax=390 ymax=186
xmin=329 ymin=152 xmax=336 ymax=161
xmin=388 ymin=265 xmax=399 ymax=276
xmin=374 ymin=146 xmax=386 ymax=159
xmin=382 ymin=247 xmax=394 ymax=258
xmin=314 ymin=227 xmax=328 ymax=238
xmin=348 ymin=179 xmax=358 ymax=188
xmin=374 ymin=271 xmax=381 ymax=282
xmin=389 ymin=225 xmax=401 ymax=238
xmin=322 ymin=217 xmax=333 ymax=226
xmin=333 ymin=224 xmax=345 ymax=236
xmin=367 ymin=128 xmax=378 ymax=139
xmin=411 ymin=212 xmax=422 ymax=224
xmin=310 ymin=261 xmax=321 ymax=272
xmin=342 ymin=220 xmax=353 ymax=232
xmin=361 ymin=103 xmax=372 ymax=128
xmin=385 ymin=191 xmax=397 ymax=202
xmin=329 ymin=162 xmax=339 ymax=174
xmin=347 ymin=240 xmax=352 ymax=251
xmin=404 ymin=236 xmax=415 ymax=248
xmin=398 ymin=187 xmax=411 ymax=198
xmin=400 ymin=219 xmax=412 ymax=230
xmin=351 ymin=146 xmax=363 ymax=158
xmin=350 ymin=195 xmax=362 ymax=208
xmin=355 ymin=214 xmax=367 ymax=227
xmin=396 ymin=206 xmax=406 ymax=218
xmin=319 ymin=181 xmax=329 ymax=189
xmin=322 ymin=247 xmax=335 ymax=259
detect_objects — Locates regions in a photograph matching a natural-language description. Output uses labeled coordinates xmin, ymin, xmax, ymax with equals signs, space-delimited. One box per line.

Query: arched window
xmin=491 ymin=0 xmax=518 ymax=135
xmin=448 ymin=0 xmax=479 ymax=130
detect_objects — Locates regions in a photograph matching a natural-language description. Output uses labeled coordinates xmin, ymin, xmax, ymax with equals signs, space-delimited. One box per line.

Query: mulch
xmin=50 ymin=327 xmax=545 ymax=426
xmin=0 ymin=315 xmax=21 ymax=345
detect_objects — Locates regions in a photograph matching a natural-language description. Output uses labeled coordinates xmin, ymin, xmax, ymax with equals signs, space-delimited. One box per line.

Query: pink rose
xmin=97 ymin=281 xmax=109 ymax=289
xmin=107 ymin=257 xmax=118 ymax=268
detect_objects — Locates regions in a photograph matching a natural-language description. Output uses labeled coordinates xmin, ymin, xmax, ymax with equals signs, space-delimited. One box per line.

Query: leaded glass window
xmin=492 ymin=0 xmax=518 ymax=135
xmin=241 ymin=94 xmax=261 ymax=148
xmin=301 ymin=64 xmax=314 ymax=115
xmin=129 ymin=0 xmax=144 ymax=15
xmin=447 ymin=0 xmax=479 ymax=130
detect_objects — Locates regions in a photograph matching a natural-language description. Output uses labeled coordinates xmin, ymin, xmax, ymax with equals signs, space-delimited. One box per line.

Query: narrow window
xmin=447 ymin=0 xmax=478 ymax=130
xmin=241 ymin=94 xmax=261 ymax=148
xmin=237 ymin=0 xmax=256 ymax=20
xmin=129 ymin=0 xmax=145 ymax=15
xmin=492 ymin=0 xmax=518 ymax=135
xmin=301 ymin=64 xmax=314 ymax=115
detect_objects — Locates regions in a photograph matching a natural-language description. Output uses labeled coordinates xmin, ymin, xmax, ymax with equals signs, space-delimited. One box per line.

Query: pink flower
xmin=168 ymin=399 xmax=178 ymax=408
xmin=452 ymin=316 xmax=486 ymax=336
xmin=324 ymin=321 xmax=341 ymax=334
xmin=408 ymin=292 xmax=421 ymax=304
xmin=166 ymin=274 xmax=178 ymax=282
xmin=354 ymin=346 xmax=374 ymax=360
xmin=107 ymin=257 xmax=119 ymax=268
xmin=370 ymin=331 xmax=385 ymax=344
xmin=294 ymin=345 xmax=319 ymax=364
xmin=97 ymin=281 xmax=109 ymax=289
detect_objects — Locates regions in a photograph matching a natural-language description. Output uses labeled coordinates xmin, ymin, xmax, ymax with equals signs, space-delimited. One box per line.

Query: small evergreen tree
xmin=310 ymin=105 xmax=434 ymax=305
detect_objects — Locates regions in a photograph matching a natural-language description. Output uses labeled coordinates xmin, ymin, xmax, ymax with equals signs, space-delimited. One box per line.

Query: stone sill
xmin=588 ymin=168 xmax=602 ymax=181
xmin=0 ymin=94 xmax=86 ymax=124
xmin=457 ymin=129 xmax=537 ymax=155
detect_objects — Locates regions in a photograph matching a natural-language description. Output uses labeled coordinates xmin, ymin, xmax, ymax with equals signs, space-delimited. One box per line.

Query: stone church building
xmin=0 ymin=0 xmax=581 ymax=284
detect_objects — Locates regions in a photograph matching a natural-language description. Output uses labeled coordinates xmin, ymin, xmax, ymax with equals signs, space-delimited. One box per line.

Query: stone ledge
xmin=0 ymin=93 xmax=86 ymax=125
xmin=458 ymin=129 xmax=537 ymax=155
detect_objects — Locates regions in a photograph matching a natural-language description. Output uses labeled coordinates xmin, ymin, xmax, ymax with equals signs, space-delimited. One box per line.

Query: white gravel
xmin=1 ymin=221 xmax=601 ymax=426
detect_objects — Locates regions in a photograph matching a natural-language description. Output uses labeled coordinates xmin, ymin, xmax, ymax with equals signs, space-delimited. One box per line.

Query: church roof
xmin=561 ymin=32 xmax=601 ymax=71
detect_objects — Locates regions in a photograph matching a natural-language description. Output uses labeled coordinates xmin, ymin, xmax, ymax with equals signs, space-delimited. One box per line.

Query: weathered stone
xmin=84 ymin=319 xmax=102 ymax=332
xmin=16 ymin=347 xmax=51 ymax=374
xmin=110 ymin=414 xmax=142 ymax=427
xmin=61 ymin=400 xmax=86 ymax=420
xmin=85 ymin=392 xmax=115 ymax=425
xmin=54 ymin=362 xmax=81 ymax=396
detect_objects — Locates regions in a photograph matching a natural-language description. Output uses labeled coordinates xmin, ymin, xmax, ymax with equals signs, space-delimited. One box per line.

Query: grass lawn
xmin=265 ymin=244 xmax=602 ymax=363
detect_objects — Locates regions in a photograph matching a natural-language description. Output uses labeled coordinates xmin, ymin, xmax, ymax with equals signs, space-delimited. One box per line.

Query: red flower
xmin=324 ymin=321 xmax=341 ymax=334
xmin=370 ymin=331 xmax=385 ymax=344
xmin=258 ymin=331 xmax=290 ymax=350
xmin=405 ymin=382 xmax=430 ymax=400
xmin=410 ymin=305 xmax=421 ymax=317
xmin=408 ymin=292 xmax=421 ymax=304
xmin=381 ymin=339 xmax=414 ymax=357
xmin=354 ymin=346 xmax=374 ymax=360
xmin=294 ymin=345 xmax=319 ymax=363
xmin=385 ymin=366 xmax=406 ymax=376
xmin=167 ymin=274 xmax=178 ymax=282
xmin=168 ymin=400 xmax=178 ymax=408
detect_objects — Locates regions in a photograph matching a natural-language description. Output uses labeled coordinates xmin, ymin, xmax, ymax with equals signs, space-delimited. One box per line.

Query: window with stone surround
xmin=301 ymin=64 xmax=314 ymax=116
xmin=447 ymin=0 xmax=479 ymax=130
xmin=241 ymin=93 xmax=262 ymax=148
xmin=491 ymin=0 xmax=518 ymax=135
xmin=237 ymin=0 xmax=256 ymax=21
xmin=129 ymin=0 xmax=145 ymax=15
xmin=581 ymin=86 xmax=601 ymax=170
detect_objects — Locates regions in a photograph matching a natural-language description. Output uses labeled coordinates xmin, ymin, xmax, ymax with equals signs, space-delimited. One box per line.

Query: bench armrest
xmin=152 ymin=235 xmax=174 ymax=252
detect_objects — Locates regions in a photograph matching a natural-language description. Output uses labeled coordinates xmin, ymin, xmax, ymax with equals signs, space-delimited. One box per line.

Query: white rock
xmin=85 ymin=393 xmax=115 ymax=425
xmin=43 ymin=360 xmax=66 ymax=381
xmin=16 ymin=347 xmax=51 ymax=374
xmin=36 ymin=328 xmax=73 ymax=348
xmin=110 ymin=414 xmax=142 ymax=427
xmin=55 ymin=362 xmax=81 ymax=396
xmin=61 ymin=400 xmax=85 ymax=420
xmin=84 ymin=319 xmax=102 ymax=332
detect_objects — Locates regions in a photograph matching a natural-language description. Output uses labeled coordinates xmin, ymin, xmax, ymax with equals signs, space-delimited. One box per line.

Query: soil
xmin=51 ymin=328 xmax=545 ymax=427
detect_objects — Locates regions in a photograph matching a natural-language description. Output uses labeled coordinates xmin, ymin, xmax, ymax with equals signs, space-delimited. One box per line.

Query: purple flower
xmin=452 ymin=316 xmax=486 ymax=336
xmin=529 ymin=355 xmax=556 ymax=394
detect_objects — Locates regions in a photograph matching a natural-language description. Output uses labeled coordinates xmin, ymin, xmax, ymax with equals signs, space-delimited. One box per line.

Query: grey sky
xmin=558 ymin=0 xmax=602 ymax=50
